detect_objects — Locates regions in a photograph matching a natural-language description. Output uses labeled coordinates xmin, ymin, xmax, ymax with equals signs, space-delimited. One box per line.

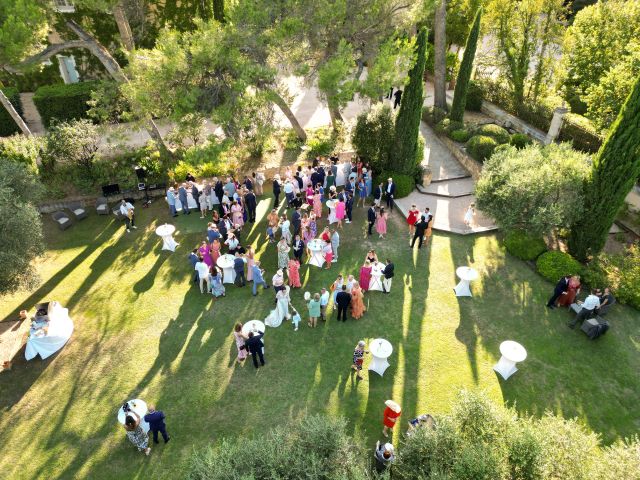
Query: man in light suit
xmin=166 ymin=187 xmax=177 ymax=217
xmin=385 ymin=177 xmax=396 ymax=210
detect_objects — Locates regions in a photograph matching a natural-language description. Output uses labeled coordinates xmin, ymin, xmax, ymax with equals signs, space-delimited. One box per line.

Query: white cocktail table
xmin=117 ymin=398 xmax=150 ymax=433
xmin=217 ymin=254 xmax=237 ymax=284
xmin=369 ymin=262 xmax=386 ymax=292
xmin=242 ymin=320 xmax=265 ymax=353
xmin=454 ymin=266 xmax=479 ymax=297
xmin=307 ymin=239 xmax=325 ymax=268
xmin=155 ymin=224 xmax=178 ymax=252
xmin=493 ymin=340 xmax=527 ymax=380
xmin=369 ymin=338 xmax=393 ymax=377
xmin=326 ymin=200 xmax=338 ymax=224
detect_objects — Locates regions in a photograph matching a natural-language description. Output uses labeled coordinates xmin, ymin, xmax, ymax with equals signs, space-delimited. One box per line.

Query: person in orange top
xmin=382 ymin=400 xmax=402 ymax=437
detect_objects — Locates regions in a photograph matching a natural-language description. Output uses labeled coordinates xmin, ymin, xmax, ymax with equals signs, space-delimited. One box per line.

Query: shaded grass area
xmin=0 ymin=197 xmax=638 ymax=479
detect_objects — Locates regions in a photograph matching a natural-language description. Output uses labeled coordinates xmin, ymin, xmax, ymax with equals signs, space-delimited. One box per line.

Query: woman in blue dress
xmin=210 ymin=266 xmax=226 ymax=297
xmin=364 ymin=168 xmax=372 ymax=200
xmin=357 ymin=177 xmax=366 ymax=207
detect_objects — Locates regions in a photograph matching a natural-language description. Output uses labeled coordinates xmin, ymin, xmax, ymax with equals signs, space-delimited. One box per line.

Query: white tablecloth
xmin=242 ymin=320 xmax=265 ymax=354
xmin=369 ymin=338 xmax=393 ymax=376
xmin=155 ymin=224 xmax=178 ymax=252
xmin=369 ymin=263 xmax=386 ymax=292
xmin=25 ymin=302 xmax=74 ymax=361
xmin=493 ymin=341 xmax=527 ymax=380
xmin=454 ymin=267 xmax=478 ymax=297
xmin=307 ymin=239 xmax=325 ymax=268
xmin=326 ymin=200 xmax=338 ymax=224
xmin=217 ymin=254 xmax=237 ymax=284
xmin=117 ymin=399 xmax=150 ymax=433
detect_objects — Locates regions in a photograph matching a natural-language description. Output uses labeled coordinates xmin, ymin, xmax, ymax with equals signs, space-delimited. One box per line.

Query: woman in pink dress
xmin=376 ymin=207 xmax=388 ymax=238
xmin=305 ymin=186 xmax=315 ymax=206
xmin=233 ymin=323 xmax=247 ymax=362
xmin=246 ymin=245 xmax=255 ymax=282
xmin=335 ymin=198 xmax=346 ymax=229
xmin=231 ymin=201 xmax=244 ymax=228
xmin=359 ymin=260 xmax=372 ymax=291
xmin=199 ymin=241 xmax=213 ymax=267
xmin=210 ymin=239 xmax=221 ymax=265
xmin=288 ymin=258 xmax=301 ymax=288
xmin=313 ymin=189 xmax=322 ymax=218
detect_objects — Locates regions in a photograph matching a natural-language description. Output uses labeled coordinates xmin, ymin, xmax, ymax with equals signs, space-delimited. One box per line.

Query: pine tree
xmin=390 ymin=27 xmax=428 ymax=174
xmin=568 ymin=76 xmax=640 ymax=261
xmin=450 ymin=7 xmax=482 ymax=123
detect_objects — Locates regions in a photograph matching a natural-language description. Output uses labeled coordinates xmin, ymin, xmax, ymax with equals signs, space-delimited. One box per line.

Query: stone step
xmin=19 ymin=92 xmax=45 ymax=135
xmin=430 ymin=174 xmax=472 ymax=183
xmin=417 ymin=177 xmax=475 ymax=198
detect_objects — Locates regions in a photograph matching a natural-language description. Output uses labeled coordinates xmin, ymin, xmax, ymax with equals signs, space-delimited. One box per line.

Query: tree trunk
xmin=0 ymin=90 xmax=32 ymax=136
xmin=433 ymin=0 xmax=448 ymax=110
xmin=112 ymin=1 xmax=135 ymax=52
xmin=267 ymin=89 xmax=307 ymax=142
xmin=328 ymin=104 xmax=343 ymax=131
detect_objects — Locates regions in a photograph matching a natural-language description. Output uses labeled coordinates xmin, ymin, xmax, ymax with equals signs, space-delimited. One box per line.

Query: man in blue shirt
xmin=144 ymin=405 xmax=170 ymax=444
xmin=251 ymin=261 xmax=270 ymax=296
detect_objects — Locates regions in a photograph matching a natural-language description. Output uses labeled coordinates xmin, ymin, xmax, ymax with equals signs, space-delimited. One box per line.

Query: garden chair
xmin=95 ymin=197 xmax=109 ymax=215
xmin=68 ymin=202 xmax=87 ymax=220
xmin=51 ymin=211 xmax=72 ymax=230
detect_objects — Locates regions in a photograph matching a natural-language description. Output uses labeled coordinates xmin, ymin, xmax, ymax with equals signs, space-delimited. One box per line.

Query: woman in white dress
xmin=255 ymin=171 xmax=265 ymax=195
xmin=464 ymin=203 xmax=475 ymax=228
xmin=265 ymin=287 xmax=290 ymax=327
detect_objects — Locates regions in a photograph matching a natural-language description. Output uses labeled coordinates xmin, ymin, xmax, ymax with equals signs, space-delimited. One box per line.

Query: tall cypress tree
xmin=391 ymin=27 xmax=428 ymax=174
xmin=213 ymin=0 xmax=225 ymax=23
xmin=568 ymin=76 xmax=640 ymax=261
xmin=450 ymin=7 xmax=482 ymax=123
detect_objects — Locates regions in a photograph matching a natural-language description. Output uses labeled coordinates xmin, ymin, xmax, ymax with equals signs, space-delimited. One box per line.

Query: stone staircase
xmin=19 ymin=93 xmax=45 ymax=135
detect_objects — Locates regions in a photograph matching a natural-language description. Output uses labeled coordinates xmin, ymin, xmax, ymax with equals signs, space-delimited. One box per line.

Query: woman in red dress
xmin=359 ymin=260 xmax=372 ymax=291
xmin=382 ymin=400 xmax=402 ymax=437
xmin=406 ymin=204 xmax=420 ymax=237
xmin=557 ymin=275 xmax=581 ymax=307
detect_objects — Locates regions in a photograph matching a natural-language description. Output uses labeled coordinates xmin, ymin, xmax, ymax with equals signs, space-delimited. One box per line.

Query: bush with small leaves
xmin=504 ymin=230 xmax=547 ymax=260
xmin=466 ymin=80 xmax=484 ymax=111
xmin=435 ymin=118 xmax=464 ymax=135
xmin=476 ymin=124 xmax=510 ymax=144
xmin=510 ymin=133 xmax=533 ymax=149
xmin=536 ymin=251 xmax=583 ymax=283
xmin=450 ymin=128 xmax=471 ymax=143
xmin=466 ymin=135 xmax=498 ymax=162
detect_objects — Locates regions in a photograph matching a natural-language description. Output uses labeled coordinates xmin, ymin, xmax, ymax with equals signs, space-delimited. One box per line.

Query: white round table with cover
xmin=117 ymin=398 xmax=150 ymax=433
xmin=155 ymin=224 xmax=179 ymax=252
xmin=369 ymin=338 xmax=393 ymax=377
xmin=307 ymin=239 xmax=326 ymax=268
xmin=454 ymin=266 xmax=479 ymax=297
xmin=493 ymin=340 xmax=527 ymax=380
xmin=217 ymin=254 xmax=237 ymax=284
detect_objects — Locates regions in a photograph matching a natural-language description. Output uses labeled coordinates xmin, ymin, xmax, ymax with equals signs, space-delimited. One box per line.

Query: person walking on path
xmin=376 ymin=207 xmax=388 ymax=239
xmin=393 ymin=89 xmax=402 ymax=109
xmin=367 ymin=205 xmax=376 ymax=236
xmin=144 ymin=405 xmax=170 ymax=445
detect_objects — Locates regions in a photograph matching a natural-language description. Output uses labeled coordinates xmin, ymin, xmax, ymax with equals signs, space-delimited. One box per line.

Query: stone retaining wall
xmin=480 ymin=101 xmax=547 ymax=143
xmin=437 ymin=134 xmax=483 ymax=181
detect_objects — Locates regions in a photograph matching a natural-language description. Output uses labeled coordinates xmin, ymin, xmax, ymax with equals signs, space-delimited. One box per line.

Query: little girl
xmin=291 ymin=308 xmax=301 ymax=332
xmin=352 ymin=340 xmax=369 ymax=380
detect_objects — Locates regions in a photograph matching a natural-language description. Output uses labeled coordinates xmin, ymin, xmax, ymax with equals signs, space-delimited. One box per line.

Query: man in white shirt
xmin=119 ymin=200 xmax=137 ymax=232
xmin=319 ymin=288 xmax=330 ymax=321
xmin=569 ymin=289 xmax=600 ymax=328
xmin=284 ymin=181 xmax=295 ymax=207
xmin=331 ymin=230 xmax=340 ymax=262
xmin=195 ymin=258 xmax=210 ymax=294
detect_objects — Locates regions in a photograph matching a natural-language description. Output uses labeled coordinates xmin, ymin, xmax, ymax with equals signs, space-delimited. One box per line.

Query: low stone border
xmin=38 ymin=189 xmax=166 ymax=214
xmin=434 ymin=133 xmax=483 ymax=181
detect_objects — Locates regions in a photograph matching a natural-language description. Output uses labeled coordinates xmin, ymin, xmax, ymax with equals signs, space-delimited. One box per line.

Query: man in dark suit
xmin=214 ymin=178 xmax=224 ymax=203
xmin=373 ymin=183 xmax=383 ymax=207
xmin=382 ymin=259 xmax=394 ymax=294
xmin=178 ymin=184 xmax=190 ymax=215
xmin=273 ymin=177 xmax=281 ymax=207
xmin=191 ymin=182 xmax=200 ymax=211
xmin=244 ymin=190 xmax=257 ymax=223
xmin=246 ymin=331 xmax=265 ymax=368
xmin=243 ymin=176 xmax=254 ymax=191
xmin=234 ymin=253 xmax=246 ymax=287
xmin=291 ymin=206 xmax=302 ymax=237
xmin=310 ymin=168 xmax=321 ymax=189
xmin=217 ymin=218 xmax=227 ymax=240
xmin=411 ymin=216 xmax=428 ymax=249
xmin=294 ymin=172 xmax=303 ymax=190
xmin=345 ymin=191 xmax=354 ymax=224
xmin=293 ymin=235 xmax=305 ymax=261
xmin=144 ymin=405 xmax=170 ymax=444
xmin=367 ymin=206 xmax=377 ymax=236
xmin=335 ymin=285 xmax=351 ymax=322
xmin=188 ymin=249 xmax=199 ymax=283
xmin=547 ymin=275 xmax=571 ymax=309
xmin=385 ymin=178 xmax=396 ymax=210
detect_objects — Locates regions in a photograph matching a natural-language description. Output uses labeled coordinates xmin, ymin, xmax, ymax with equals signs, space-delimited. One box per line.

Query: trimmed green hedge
xmin=509 ymin=132 xmax=533 ymax=149
xmin=377 ymin=171 xmax=414 ymax=199
xmin=466 ymin=80 xmax=483 ymax=111
xmin=435 ymin=118 xmax=464 ymax=135
xmin=536 ymin=250 xmax=583 ymax=283
xmin=466 ymin=134 xmax=498 ymax=163
xmin=504 ymin=230 xmax=547 ymax=260
xmin=476 ymin=124 xmax=510 ymax=144
xmin=33 ymin=81 xmax=99 ymax=128
xmin=0 ymin=88 xmax=24 ymax=137
xmin=450 ymin=128 xmax=471 ymax=143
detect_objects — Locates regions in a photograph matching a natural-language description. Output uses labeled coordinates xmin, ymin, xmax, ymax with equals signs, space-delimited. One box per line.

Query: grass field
xmin=0 ymin=195 xmax=638 ymax=480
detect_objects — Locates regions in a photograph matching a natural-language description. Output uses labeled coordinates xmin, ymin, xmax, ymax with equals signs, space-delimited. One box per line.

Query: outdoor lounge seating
xmin=51 ymin=211 xmax=72 ymax=230
xmin=68 ymin=202 xmax=87 ymax=220
xmin=95 ymin=197 xmax=109 ymax=215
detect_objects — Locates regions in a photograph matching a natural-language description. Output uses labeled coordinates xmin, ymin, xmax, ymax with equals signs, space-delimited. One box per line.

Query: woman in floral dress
xmin=233 ymin=322 xmax=247 ymax=362
xmin=288 ymin=258 xmax=301 ymax=288
xmin=313 ymin=189 xmax=323 ymax=218
xmin=305 ymin=185 xmax=315 ymax=206
xmin=308 ymin=213 xmax=318 ymax=238
xmin=210 ymin=266 xmax=226 ymax=297
xmin=277 ymin=238 xmax=290 ymax=270
xmin=123 ymin=411 xmax=150 ymax=455
xmin=245 ymin=245 xmax=255 ymax=282
xmin=231 ymin=200 xmax=244 ymax=228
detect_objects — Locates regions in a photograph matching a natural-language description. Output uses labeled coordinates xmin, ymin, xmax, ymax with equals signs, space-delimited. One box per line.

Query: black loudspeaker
xmin=102 ymin=183 xmax=120 ymax=197
xmin=135 ymin=166 xmax=147 ymax=180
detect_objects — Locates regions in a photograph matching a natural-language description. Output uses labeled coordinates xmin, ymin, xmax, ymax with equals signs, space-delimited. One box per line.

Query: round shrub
xmin=466 ymin=80 xmax=483 ymax=111
xmin=450 ymin=128 xmax=471 ymax=143
xmin=436 ymin=118 xmax=464 ymax=135
xmin=536 ymin=251 xmax=583 ymax=283
xmin=476 ymin=124 xmax=510 ymax=144
xmin=466 ymin=135 xmax=498 ymax=163
xmin=509 ymin=132 xmax=533 ymax=149
xmin=377 ymin=171 xmax=415 ymax=198
xmin=504 ymin=230 xmax=547 ymax=261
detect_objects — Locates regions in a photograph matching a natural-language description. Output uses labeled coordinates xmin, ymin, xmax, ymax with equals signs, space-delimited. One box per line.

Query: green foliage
xmin=422 ymin=106 xmax=448 ymax=127
xmin=476 ymin=143 xmax=589 ymax=236
xmin=0 ymin=0 xmax=48 ymax=67
xmin=0 ymin=160 xmax=44 ymax=294
xmin=185 ymin=414 xmax=366 ymax=479
xmin=0 ymin=87 xmax=23 ymax=136
xmin=509 ymin=133 xmax=533 ymax=149
xmin=376 ymin=171 xmax=415 ymax=199
xmin=166 ymin=113 xmax=208 ymax=150
xmin=435 ymin=118 xmax=464 ymax=135
xmin=86 ymin=80 xmax=133 ymax=125
xmin=476 ymin=124 xmax=510 ymax=144
xmin=583 ymin=245 xmax=640 ymax=309
xmin=450 ymin=7 xmax=482 ymax=123
xmin=317 ymin=40 xmax=359 ymax=115
xmin=450 ymin=128 xmax=471 ymax=143
xmin=592 ymin=438 xmax=640 ymax=480
xmin=391 ymin=27 xmax=428 ymax=175
xmin=33 ymin=81 xmax=100 ymax=128
xmin=466 ymin=80 xmax=483 ymax=111
xmin=305 ymin=125 xmax=344 ymax=158
xmin=0 ymin=134 xmax=42 ymax=170
xmin=558 ymin=113 xmax=602 ymax=154
xmin=536 ymin=251 xmax=583 ymax=283
xmin=504 ymin=230 xmax=547 ymax=261
xmin=569 ymin=76 xmax=640 ymax=261
xmin=425 ymin=43 xmax=460 ymax=81
xmin=41 ymin=119 xmax=100 ymax=176
xmin=465 ymin=135 xmax=498 ymax=163
xmin=352 ymin=103 xmax=394 ymax=173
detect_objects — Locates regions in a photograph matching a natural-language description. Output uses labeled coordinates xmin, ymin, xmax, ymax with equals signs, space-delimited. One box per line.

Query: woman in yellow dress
xmin=351 ymin=281 xmax=366 ymax=319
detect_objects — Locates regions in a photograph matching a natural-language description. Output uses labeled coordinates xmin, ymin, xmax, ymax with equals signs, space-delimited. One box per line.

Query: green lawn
xmin=0 ymin=196 xmax=638 ymax=479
